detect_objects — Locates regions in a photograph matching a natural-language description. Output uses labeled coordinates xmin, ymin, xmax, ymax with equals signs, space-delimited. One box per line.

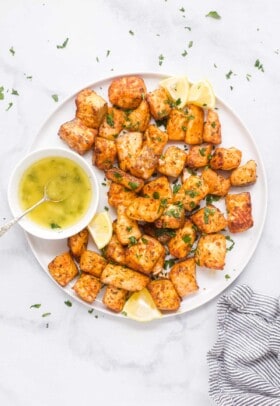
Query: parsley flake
xmin=206 ymin=11 xmax=221 ymax=19
xmin=182 ymin=50 xmax=188 ymax=57
xmin=226 ymin=70 xmax=233 ymax=80
xmin=188 ymin=41 xmax=193 ymax=48
xmin=254 ymin=59 xmax=264 ymax=72
xmin=64 ymin=300 xmax=72 ymax=307
xmin=158 ymin=54 xmax=164 ymax=66
xmin=11 ymin=89 xmax=19 ymax=96
xmin=0 ymin=86 xmax=4 ymax=100
xmin=42 ymin=312 xmax=51 ymax=318
xmin=6 ymin=102 xmax=13 ymax=111
xmin=225 ymin=274 xmax=231 ymax=280
xmin=226 ymin=235 xmax=235 ymax=251
xmin=129 ymin=30 xmax=135 ymax=35
xmin=9 ymin=47 xmax=15 ymax=56
xmin=52 ymin=94 xmax=59 ymax=102
xmin=30 ymin=304 xmax=41 ymax=309
xmin=56 ymin=37 xmax=69 ymax=49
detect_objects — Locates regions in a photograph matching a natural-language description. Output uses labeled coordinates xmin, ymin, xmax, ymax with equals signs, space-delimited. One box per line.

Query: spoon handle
xmin=0 ymin=197 xmax=46 ymax=237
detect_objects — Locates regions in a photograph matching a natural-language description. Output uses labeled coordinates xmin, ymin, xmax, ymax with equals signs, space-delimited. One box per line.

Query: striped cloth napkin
xmin=207 ymin=285 xmax=280 ymax=406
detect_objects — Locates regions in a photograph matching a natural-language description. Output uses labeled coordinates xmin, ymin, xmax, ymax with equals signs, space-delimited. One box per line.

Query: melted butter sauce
xmin=19 ymin=156 xmax=92 ymax=229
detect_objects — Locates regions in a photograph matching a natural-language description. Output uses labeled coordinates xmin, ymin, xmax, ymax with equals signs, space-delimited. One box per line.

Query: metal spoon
xmin=0 ymin=176 xmax=67 ymax=237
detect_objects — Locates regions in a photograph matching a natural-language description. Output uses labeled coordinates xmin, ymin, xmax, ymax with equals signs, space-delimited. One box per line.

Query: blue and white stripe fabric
xmin=208 ymin=285 xmax=280 ymax=406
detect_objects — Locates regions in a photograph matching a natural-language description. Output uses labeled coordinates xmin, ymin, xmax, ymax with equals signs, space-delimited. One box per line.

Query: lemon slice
xmin=159 ymin=75 xmax=189 ymax=108
xmin=188 ymin=79 xmax=216 ymax=109
xmin=122 ymin=288 xmax=162 ymax=322
xmin=87 ymin=211 xmax=113 ymax=249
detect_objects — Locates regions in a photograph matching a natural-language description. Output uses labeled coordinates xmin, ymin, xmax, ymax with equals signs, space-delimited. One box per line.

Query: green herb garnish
xmin=226 ymin=235 xmax=235 ymax=251
xmin=30 ymin=304 xmax=41 ymax=309
xmin=64 ymin=300 xmax=72 ymax=307
xmin=56 ymin=37 xmax=69 ymax=49
xmin=50 ymin=223 xmax=61 ymax=229
xmin=206 ymin=11 xmax=221 ymax=19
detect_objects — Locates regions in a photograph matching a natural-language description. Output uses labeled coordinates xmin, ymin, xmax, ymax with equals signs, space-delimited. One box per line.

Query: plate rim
xmin=25 ymin=71 xmax=268 ymax=320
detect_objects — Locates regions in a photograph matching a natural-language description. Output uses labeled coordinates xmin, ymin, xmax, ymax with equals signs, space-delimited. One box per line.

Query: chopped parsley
xmin=128 ymin=181 xmax=139 ymax=190
xmin=42 ymin=312 xmax=51 ymax=318
xmin=254 ymin=59 xmax=264 ymax=72
xmin=88 ymin=308 xmax=94 ymax=314
xmin=141 ymin=237 xmax=148 ymax=244
xmin=203 ymin=207 xmax=215 ymax=224
xmin=106 ymin=50 xmax=110 ymax=57
xmin=155 ymin=228 xmax=176 ymax=238
xmin=206 ymin=11 xmax=221 ymax=19
xmin=0 ymin=86 xmax=4 ymax=100
xmin=199 ymin=147 xmax=206 ymax=156
xmin=173 ymin=184 xmax=181 ymax=194
xmin=50 ymin=223 xmax=61 ymax=229
xmin=121 ymin=311 xmax=128 ymax=316
xmin=226 ymin=235 xmax=235 ymax=251
xmin=9 ymin=46 xmax=15 ymax=55
xmin=129 ymin=30 xmax=134 ymax=35
xmin=56 ymin=37 xmax=69 ymax=49
xmin=153 ymin=191 xmax=160 ymax=199
xmin=113 ymin=172 xmax=123 ymax=179
xmin=188 ymin=41 xmax=193 ymax=48
xmin=206 ymin=195 xmax=220 ymax=205
xmin=225 ymin=274 xmax=231 ymax=280
xmin=246 ymin=73 xmax=252 ymax=81
xmin=165 ymin=208 xmax=182 ymax=218
xmin=158 ymin=54 xmax=164 ymax=66
xmin=128 ymin=236 xmax=138 ymax=246
xmin=182 ymin=50 xmax=188 ymax=57
xmin=64 ymin=300 xmax=72 ymax=307
xmin=11 ymin=89 xmax=19 ymax=96
xmin=106 ymin=113 xmax=114 ymax=127
xmin=6 ymin=102 xmax=13 ymax=111
xmin=164 ymin=258 xmax=176 ymax=270
xmin=30 ymin=304 xmax=41 ymax=309
xmin=226 ymin=70 xmax=233 ymax=80
xmin=182 ymin=235 xmax=192 ymax=244
xmin=52 ymin=94 xmax=59 ymax=102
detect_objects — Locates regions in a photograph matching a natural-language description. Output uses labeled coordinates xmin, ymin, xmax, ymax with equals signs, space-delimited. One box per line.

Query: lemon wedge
xmin=122 ymin=288 xmax=162 ymax=322
xmin=87 ymin=211 xmax=113 ymax=249
xmin=188 ymin=79 xmax=216 ymax=109
xmin=159 ymin=75 xmax=189 ymax=108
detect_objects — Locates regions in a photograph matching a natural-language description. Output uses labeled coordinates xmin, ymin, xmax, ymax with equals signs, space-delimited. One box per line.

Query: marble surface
xmin=0 ymin=1 xmax=279 ymax=405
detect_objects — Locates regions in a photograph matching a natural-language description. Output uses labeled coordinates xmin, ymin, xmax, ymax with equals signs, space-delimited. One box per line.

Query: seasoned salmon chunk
xmin=48 ymin=252 xmax=78 ymax=287
xmin=108 ymin=76 xmax=146 ymax=109
xmin=73 ymin=274 xmax=101 ymax=303
xmin=225 ymin=192 xmax=253 ymax=233
xmin=58 ymin=118 xmax=97 ymax=155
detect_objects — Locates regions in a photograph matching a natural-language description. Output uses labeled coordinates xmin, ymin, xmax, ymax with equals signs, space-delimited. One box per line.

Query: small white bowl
xmin=8 ymin=147 xmax=99 ymax=240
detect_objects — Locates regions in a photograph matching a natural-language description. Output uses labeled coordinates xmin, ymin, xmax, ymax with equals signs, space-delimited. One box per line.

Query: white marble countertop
xmin=0 ymin=1 xmax=279 ymax=405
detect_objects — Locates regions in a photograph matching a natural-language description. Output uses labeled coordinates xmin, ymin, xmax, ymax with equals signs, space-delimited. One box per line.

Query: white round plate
xmin=25 ymin=72 xmax=267 ymax=319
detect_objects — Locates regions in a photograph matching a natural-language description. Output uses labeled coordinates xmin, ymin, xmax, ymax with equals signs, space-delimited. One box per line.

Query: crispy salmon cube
xmin=98 ymin=107 xmax=125 ymax=140
xmin=203 ymin=109 xmax=222 ymax=144
xmin=125 ymin=235 xmax=165 ymax=275
xmin=144 ymin=125 xmax=168 ymax=155
xmin=73 ymin=274 xmax=101 ymax=303
xmin=169 ymin=258 xmax=198 ymax=298
xmin=195 ymin=233 xmax=226 ymax=270
xmin=142 ymin=176 xmax=173 ymax=202
xmin=168 ymin=219 xmax=197 ymax=259
xmin=105 ymin=168 xmax=144 ymax=192
xmin=124 ymin=100 xmax=151 ymax=132
xmin=68 ymin=228 xmax=89 ymax=259
xmin=58 ymin=118 xmax=97 ymax=155
xmin=166 ymin=108 xmax=188 ymax=141
xmin=102 ymin=285 xmax=128 ymax=313
xmin=48 ymin=252 xmax=78 ymax=287
xmin=210 ymin=147 xmax=242 ymax=170
xmin=185 ymin=104 xmax=204 ymax=144
xmin=107 ymin=182 xmax=137 ymax=208
xmin=129 ymin=145 xmax=158 ymax=180
xmin=230 ymin=160 xmax=257 ymax=186
xmin=155 ymin=203 xmax=185 ymax=229
xmin=151 ymin=252 xmax=165 ymax=275
xmin=126 ymin=197 xmax=164 ymax=222
xmin=173 ymin=175 xmax=209 ymax=211
xmin=116 ymin=131 xmax=143 ymax=172
xmin=186 ymin=144 xmax=213 ymax=168
xmin=147 ymin=87 xmax=172 ymax=120
xmin=101 ymin=263 xmax=149 ymax=291
xmin=147 ymin=279 xmax=180 ymax=311
xmin=115 ymin=205 xmax=142 ymax=245
xmin=225 ymin=192 xmax=253 ymax=233
xmin=93 ymin=136 xmax=117 ymax=170
xmin=190 ymin=205 xmax=227 ymax=233
xmin=75 ymin=88 xmax=108 ymax=128
xmin=201 ymin=167 xmax=231 ymax=196
xmin=108 ymin=76 xmax=146 ymax=109
xmin=157 ymin=146 xmax=187 ymax=178
xmin=104 ymin=234 xmax=126 ymax=265
xmin=79 ymin=250 xmax=107 ymax=278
